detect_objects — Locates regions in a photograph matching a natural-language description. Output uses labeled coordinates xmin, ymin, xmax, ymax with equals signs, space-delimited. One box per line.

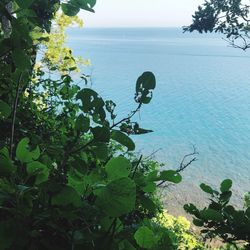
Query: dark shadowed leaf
xmin=200 ymin=208 xmax=224 ymax=222
xmin=111 ymin=130 xmax=135 ymax=151
xmin=92 ymin=126 xmax=110 ymax=142
xmin=75 ymin=114 xmax=90 ymax=133
xmin=52 ymin=186 xmax=81 ymax=207
xmin=0 ymin=101 xmax=11 ymax=120
xmin=0 ymin=148 xmax=16 ymax=176
xmin=12 ymin=49 xmax=31 ymax=70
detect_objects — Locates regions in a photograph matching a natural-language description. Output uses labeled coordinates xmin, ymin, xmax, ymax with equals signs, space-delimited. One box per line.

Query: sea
xmin=67 ymin=27 xmax=250 ymax=213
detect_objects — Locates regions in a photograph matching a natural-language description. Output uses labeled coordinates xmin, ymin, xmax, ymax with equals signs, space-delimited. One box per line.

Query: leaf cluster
xmin=184 ymin=180 xmax=250 ymax=249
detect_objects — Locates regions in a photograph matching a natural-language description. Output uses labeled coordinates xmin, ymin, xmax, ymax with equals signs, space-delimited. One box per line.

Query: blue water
xmin=67 ymin=28 xmax=250 ymax=200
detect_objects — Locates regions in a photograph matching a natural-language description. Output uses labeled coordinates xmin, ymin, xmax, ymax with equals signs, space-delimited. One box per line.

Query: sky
xmin=79 ymin=0 xmax=204 ymax=28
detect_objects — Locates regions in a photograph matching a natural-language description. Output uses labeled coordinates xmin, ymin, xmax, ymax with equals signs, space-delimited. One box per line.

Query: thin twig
xmin=110 ymin=102 xmax=142 ymax=129
xmin=157 ymin=145 xmax=198 ymax=187
xmin=132 ymin=155 xmax=143 ymax=179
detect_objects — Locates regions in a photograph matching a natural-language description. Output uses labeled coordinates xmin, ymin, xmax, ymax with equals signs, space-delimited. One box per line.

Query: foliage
xmin=184 ymin=180 xmax=250 ymax=249
xmin=40 ymin=12 xmax=91 ymax=73
xmin=0 ymin=0 xmax=204 ymax=249
xmin=184 ymin=0 xmax=250 ymax=50
xmin=185 ymin=2 xmax=250 ymax=248
xmin=155 ymin=210 xmax=205 ymax=250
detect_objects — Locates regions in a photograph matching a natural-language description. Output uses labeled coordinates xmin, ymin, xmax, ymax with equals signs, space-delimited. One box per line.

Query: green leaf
xmin=52 ymin=186 xmax=81 ymax=207
xmin=68 ymin=168 xmax=86 ymax=195
xmin=111 ymin=130 xmax=135 ymax=151
xmin=200 ymin=208 xmax=224 ymax=222
xmin=105 ymin=156 xmax=132 ymax=181
xmin=15 ymin=0 xmax=35 ymax=8
xmin=134 ymin=226 xmax=155 ymax=249
xmin=76 ymin=88 xmax=105 ymax=121
xmin=75 ymin=114 xmax=90 ymax=133
xmin=96 ymin=177 xmax=136 ymax=217
xmin=184 ymin=203 xmax=199 ymax=216
xmin=26 ymin=161 xmax=49 ymax=184
xmin=61 ymin=3 xmax=80 ymax=16
xmin=12 ymin=49 xmax=31 ymax=70
xmin=0 ymin=148 xmax=16 ymax=176
xmin=0 ymin=101 xmax=11 ymax=120
xmin=135 ymin=72 xmax=156 ymax=104
xmin=92 ymin=126 xmax=110 ymax=142
xmin=193 ymin=219 xmax=204 ymax=227
xmin=136 ymin=72 xmax=156 ymax=92
xmin=200 ymin=183 xmax=214 ymax=194
xmin=16 ymin=138 xmax=40 ymax=163
xmin=159 ymin=170 xmax=182 ymax=183
xmin=220 ymin=179 xmax=232 ymax=193
xmin=142 ymin=182 xmax=156 ymax=193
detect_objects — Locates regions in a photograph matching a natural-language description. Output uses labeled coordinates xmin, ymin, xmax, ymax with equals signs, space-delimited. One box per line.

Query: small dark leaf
xmin=159 ymin=170 xmax=182 ymax=183
xmin=200 ymin=183 xmax=214 ymax=195
xmin=61 ymin=3 xmax=80 ymax=16
xmin=220 ymin=179 xmax=233 ymax=193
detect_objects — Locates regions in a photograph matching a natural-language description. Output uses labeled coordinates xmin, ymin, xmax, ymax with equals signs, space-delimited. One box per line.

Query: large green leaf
xmin=134 ymin=226 xmax=155 ymax=249
xmin=52 ymin=186 xmax=81 ymax=207
xmin=220 ymin=179 xmax=232 ymax=193
xmin=26 ymin=161 xmax=49 ymax=185
xmin=159 ymin=170 xmax=182 ymax=183
xmin=96 ymin=177 xmax=136 ymax=217
xmin=0 ymin=101 xmax=11 ymax=120
xmin=16 ymin=138 xmax=40 ymax=163
xmin=111 ymin=130 xmax=135 ymax=151
xmin=105 ymin=156 xmax=132 ymax=181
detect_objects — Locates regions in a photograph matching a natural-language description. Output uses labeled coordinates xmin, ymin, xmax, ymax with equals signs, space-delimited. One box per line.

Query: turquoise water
xmin=67 ymin=28 xmax=250 ymax=201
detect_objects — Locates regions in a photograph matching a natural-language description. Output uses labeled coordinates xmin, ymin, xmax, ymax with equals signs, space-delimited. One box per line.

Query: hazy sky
xmin=79 ymin=0 xmax=204 ymax=28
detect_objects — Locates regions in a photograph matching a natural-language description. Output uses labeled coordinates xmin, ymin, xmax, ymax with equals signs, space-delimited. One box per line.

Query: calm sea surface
xmin=67 ymin=28 xmax=250 ymax=206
